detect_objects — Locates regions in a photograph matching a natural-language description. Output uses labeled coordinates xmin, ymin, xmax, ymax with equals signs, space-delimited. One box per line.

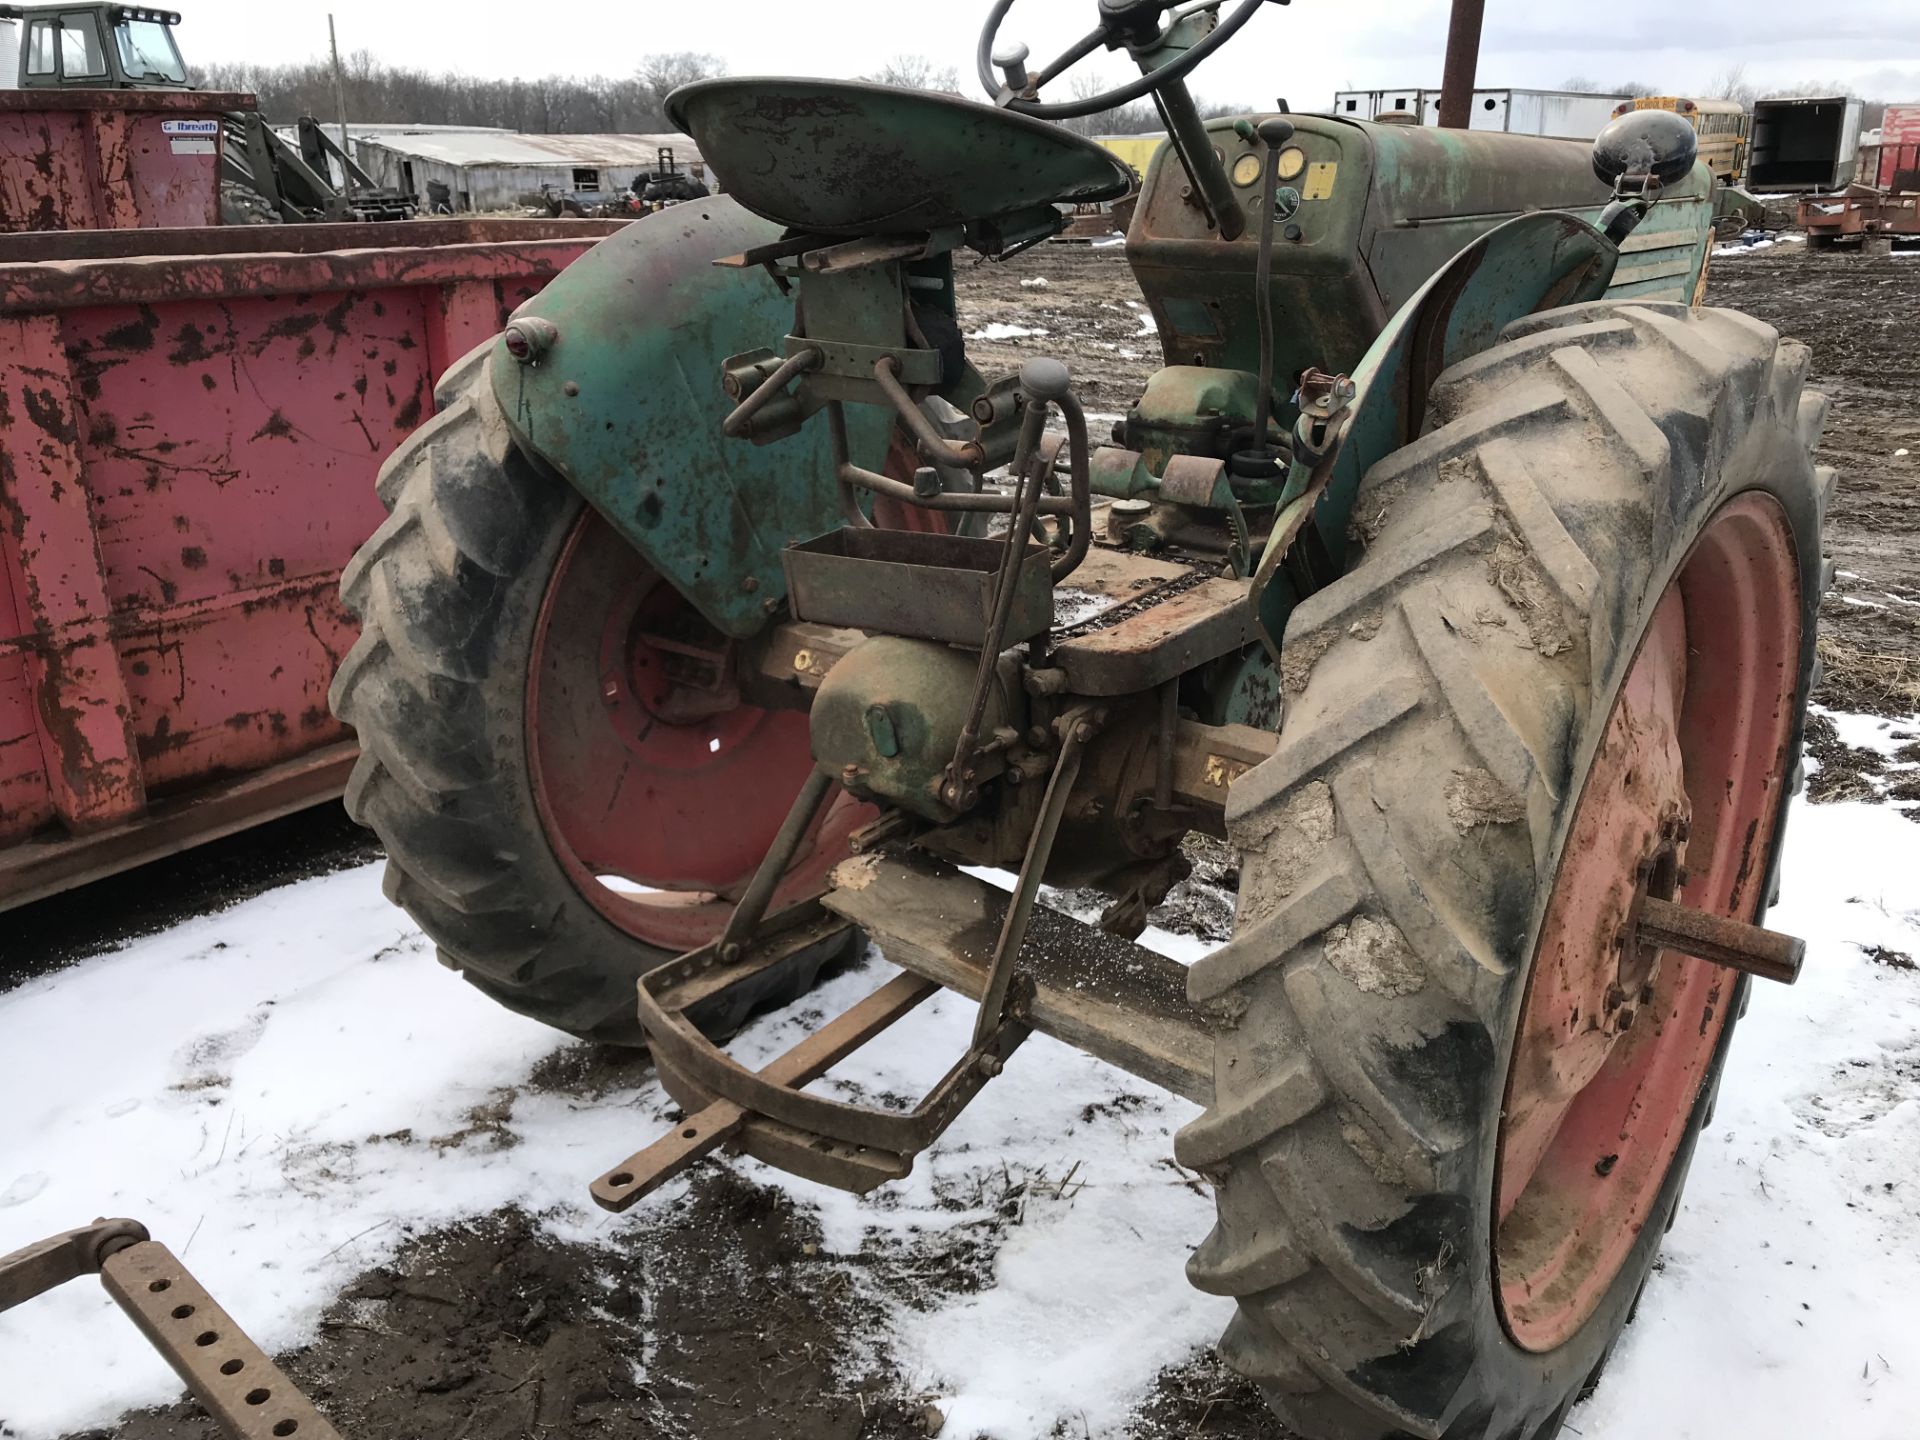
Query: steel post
xmin=1437 ymin=0 xmax=1487 ymax=131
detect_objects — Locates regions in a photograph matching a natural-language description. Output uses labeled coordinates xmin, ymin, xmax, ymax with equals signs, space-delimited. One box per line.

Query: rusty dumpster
xmin=0 ymin=218 xmax=626 ymax=910
xmin=0 ymin=89 xmax=251 ymax=233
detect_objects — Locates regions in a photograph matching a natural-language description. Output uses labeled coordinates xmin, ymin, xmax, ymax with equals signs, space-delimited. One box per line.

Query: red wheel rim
xmin=525 ymin=510 xmax=862 ymax=954
xmin=1494 ymin=493 xmax=1803 ymax=1352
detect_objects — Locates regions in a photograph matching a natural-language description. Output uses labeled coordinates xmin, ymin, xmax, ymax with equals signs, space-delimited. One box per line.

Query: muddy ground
xmin=1707 ymin=243 xmax=1920 ymax=798
xmin=36 ymin=240 xmax=1920 ymax=1440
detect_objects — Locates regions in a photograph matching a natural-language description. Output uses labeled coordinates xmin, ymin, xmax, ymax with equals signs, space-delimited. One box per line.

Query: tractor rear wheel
xmin=329 ymin=363 xmax=857 ymax=1044
xmin=1178 ymin=302 xmax=1832 ymax=1438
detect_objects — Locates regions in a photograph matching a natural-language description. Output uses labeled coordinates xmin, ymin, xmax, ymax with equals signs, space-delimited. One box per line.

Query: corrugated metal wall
xmin=355 ymin=149 xmax=652 ymax=210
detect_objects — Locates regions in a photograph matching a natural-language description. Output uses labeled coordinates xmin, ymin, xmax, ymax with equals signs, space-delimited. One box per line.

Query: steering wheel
xmin=977 ymin=0 xmax=1276 ymax=120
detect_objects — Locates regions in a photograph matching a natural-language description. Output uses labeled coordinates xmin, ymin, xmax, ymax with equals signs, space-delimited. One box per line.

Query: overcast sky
xmin=193 ymin=1 xmax=1920 ymax=105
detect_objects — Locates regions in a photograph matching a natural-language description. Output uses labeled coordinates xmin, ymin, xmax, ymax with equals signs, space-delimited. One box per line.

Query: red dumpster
xmin=0 ymin=90 xmax=250 ymax=232
xmin=0 ymin=218 xmax=625 ymax=909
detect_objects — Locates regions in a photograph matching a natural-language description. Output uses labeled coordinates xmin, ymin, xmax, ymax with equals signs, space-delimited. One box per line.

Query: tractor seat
xmin=667 ymin=78 xmax=1135 ymax=236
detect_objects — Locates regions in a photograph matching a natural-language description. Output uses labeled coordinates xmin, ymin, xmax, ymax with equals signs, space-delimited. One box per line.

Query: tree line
xmin=192 ymin=52 xmax=731 ymax=133
xmin=197 ymin=47 xmax=1885 ymax=140
xmin=192 ymin=49 xmax=1242 ymax=136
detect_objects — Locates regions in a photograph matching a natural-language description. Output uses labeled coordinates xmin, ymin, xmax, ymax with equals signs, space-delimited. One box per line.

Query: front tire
xmin=1179 ymin=301 xmax=1833 ymax=1437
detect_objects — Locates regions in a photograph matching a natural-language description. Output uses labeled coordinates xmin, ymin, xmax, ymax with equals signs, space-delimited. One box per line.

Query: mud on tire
xmin=1178 ymin=302 xmax=1833 ymax=1439
xmin=329 ymin=358 xmax=841 ymax=1044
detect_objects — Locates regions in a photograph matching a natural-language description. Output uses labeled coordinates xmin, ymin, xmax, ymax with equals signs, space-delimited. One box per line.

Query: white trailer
xmin=1329 ymin=87 xmax=1632 ymax=141
xmin=1747 ymin=96 xmax=1866 ymax=192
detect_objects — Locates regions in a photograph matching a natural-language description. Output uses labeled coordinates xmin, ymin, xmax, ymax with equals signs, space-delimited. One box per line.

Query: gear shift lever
xmin=1230 ymin=115 xmax=1295 ymax=487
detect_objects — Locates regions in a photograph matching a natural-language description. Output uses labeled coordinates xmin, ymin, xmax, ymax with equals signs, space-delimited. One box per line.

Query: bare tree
xmin=868 ymin=54 xmax=961 ymax=92
xmin=1703 ymin=63 xmax=1759 ymax=107
xmin=192 ymin=52 xmax=728 ymax=133
xmin=1052 ymin=71 xmax=1239 ymax=138
xmin=639 ymin=52 xmax=728 ymax=123
xmin=1561 ymin=74 xmax=1660 ymax=98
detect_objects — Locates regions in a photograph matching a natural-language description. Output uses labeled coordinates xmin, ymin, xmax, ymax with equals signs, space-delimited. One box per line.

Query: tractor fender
xmin=489 ymin=197 xmax=890 ymax=639
xmin=1255 ymin=209 xmax=1619 ymax=646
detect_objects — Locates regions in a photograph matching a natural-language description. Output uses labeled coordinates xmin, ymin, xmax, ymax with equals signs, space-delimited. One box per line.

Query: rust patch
xmin=250 ymin=411 xmax=296 ymax=442
xmin=98 ymin=306 xmax=160 ymax=353
xmin=165 ymin=323 xmax=213 ymax=366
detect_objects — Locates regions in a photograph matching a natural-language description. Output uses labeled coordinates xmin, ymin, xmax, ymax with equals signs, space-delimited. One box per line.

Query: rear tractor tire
xmin=329 ymin=360 xmax=854 ymax=1044
xmin=1180 ymin=301 xmax=1832 ymax=1438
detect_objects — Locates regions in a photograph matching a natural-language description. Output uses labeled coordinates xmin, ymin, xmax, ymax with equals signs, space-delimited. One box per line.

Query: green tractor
xmin=331 ymin=2 xmax=1832 ymax=1434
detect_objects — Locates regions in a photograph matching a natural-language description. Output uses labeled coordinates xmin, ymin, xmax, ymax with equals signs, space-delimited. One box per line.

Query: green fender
xmin=490 ymin=198 xmax=890 ymax=639
xmin=1254 ymin=209 xmax=1620 ymax=649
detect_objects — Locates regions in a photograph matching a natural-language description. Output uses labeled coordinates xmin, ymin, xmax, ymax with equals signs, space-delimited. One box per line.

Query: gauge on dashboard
xmin=1276 ymin=146 xmax=1308 ymax=182
xmin=1231 ymin=152 xmax=1263 ymax=187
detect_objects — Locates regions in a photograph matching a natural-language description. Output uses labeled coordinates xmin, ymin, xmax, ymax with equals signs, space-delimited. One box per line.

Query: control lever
xmin=992 ymin=40 xmax=1032 ymax=94
xmin=1229 ymin=115 xmax=1294 ymax=487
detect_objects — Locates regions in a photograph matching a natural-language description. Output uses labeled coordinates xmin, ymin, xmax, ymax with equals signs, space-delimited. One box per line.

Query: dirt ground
xmin=1706 ymin=243 xmax=1920 ymax=796
xmin=43 ymin=239 xmax=1920 ymax=1440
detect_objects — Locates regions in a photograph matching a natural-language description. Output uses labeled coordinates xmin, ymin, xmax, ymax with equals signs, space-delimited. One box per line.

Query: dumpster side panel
xmin=0 ymin=231 xmax=607 ymax=903
xmin=0 ymin=111 xmax=103 ymax=232
xmin=0 ymin=548 xmax=53 ymax=836
xmin=60 ymin=278 xmax=548 ymax=797
xmin=0 ymin=92 xmax=239 ymax=233
xmin=105 ymin=112 xmax=224 ymax=230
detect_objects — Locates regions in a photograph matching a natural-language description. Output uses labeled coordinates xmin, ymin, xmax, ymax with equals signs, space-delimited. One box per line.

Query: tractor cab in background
xmin=0 ymin=4 xmax=188 ymax=89
xmin=0 ymin=3 xmax=419 ymax=223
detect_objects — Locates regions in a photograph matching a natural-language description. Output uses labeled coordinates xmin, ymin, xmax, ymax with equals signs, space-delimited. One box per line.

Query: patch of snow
xmin=1896 ymin=448 xmax=1911 ymax=457
xmin=4 ymin=729 xmax=1920 ymax=1438
xmin=968 ymin=322 xmax=1049 ymax=342
xmin=1569 ymin=796 xmax=1920 ymax=1438
xmin=1842 ymin=594 xmax=1889 ymax=609
xmin=0 ymin=869 xmax=649 ymax=1435
xmin=1818 ymin=704 xmax=1920 ymax=758
xmin=1714 ymin=233 xmax=1805 ymax=257
xmin=1019 ymin=277 xmax=1050 ymax=290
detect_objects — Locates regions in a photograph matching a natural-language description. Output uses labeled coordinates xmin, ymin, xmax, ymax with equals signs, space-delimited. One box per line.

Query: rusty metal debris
xmin=0 ymin=1220 xmax=343 ymax=1439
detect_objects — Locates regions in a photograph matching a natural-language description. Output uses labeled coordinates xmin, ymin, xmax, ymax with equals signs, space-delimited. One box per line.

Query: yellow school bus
xmin=1616 ymin=97 xmax=1750 ymax=184
xmin=1095 ymin=134 xmax=1164 ymax=178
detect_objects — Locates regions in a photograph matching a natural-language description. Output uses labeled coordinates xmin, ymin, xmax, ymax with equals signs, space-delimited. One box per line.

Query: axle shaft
xmin=1637 ymin=895 xmax=1804 ymax=985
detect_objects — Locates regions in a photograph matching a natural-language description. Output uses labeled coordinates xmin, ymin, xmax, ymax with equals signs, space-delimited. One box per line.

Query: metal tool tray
xmin=781 ymin=528 xmax=1053 ymax=647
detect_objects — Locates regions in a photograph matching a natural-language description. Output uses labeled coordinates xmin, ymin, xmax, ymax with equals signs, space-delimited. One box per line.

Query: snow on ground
xmin=3 ymin=726 xmax=1920 ymax=1438
xmin=1714 ymin=232 xmax=1808 ymax=257
xmin=1567 ymin=795 xmax=1920 ymax=1440
xmin=967 ymin=322 xmax=1049 ymax=342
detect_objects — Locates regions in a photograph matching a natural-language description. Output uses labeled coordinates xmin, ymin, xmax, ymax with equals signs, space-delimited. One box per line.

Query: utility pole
xmin=1437 ymin=0 xmax=1486 ymax=130
xmin=328 ymin=14 xmax=350 ymax=182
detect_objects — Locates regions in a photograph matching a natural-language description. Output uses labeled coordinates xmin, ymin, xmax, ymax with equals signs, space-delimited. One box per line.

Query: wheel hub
xmin=525 ymin=510 xmax=859 ymax=954
xmin=1493 ymin=493 xmax=1804 ymax=1353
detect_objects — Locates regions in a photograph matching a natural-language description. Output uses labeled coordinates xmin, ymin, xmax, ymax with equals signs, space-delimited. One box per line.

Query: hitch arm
xmin=0 ymin=1220 xmax=344 ymax=1439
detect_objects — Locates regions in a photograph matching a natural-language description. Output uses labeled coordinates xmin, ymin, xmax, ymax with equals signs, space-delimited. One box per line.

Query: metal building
xmin=347 ymin=128 xmax=707 ymax=211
